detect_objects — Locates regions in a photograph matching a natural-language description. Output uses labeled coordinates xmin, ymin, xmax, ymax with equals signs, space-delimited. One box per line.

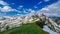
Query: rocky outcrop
xmin=38 ymin=14 xmax=60 ymax=33
xmin=38 ymin=14 xmax=46 ymax=22
xmin=45 ymin=17 xmax=60 ymax=33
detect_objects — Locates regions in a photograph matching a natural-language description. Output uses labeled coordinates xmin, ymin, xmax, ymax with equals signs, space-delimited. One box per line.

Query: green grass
xmin=0 ymin=23 xmax=49 ymax=34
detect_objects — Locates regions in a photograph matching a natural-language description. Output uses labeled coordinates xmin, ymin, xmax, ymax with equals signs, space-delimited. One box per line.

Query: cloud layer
xmin=0 ymin=0 xmax=59 ymax=16
xmin=38 ymin=0 xmax=60 ymax=17
xmin=0 ymin=0 xmax=17 ymax=12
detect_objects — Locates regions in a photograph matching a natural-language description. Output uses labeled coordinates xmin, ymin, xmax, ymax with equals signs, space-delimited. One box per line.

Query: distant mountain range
xmin=0 ymin=13 xmax=60 ymax=34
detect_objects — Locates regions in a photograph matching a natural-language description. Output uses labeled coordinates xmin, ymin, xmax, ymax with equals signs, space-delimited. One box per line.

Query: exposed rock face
xmin=0 ymin=14 xmax=60 ymax=34
xmin=38 ymin=14 xmax=60 ymax=33
xmin=0 ymin=17 xmax=6 ymax=20
xmin=0 ymin=16 xmax=23 ymax=32
xmin=57 ymin=20 xmax=60 ymax=25
xmin=0 ymin=15 xmax=38 ymax=32
xmin=38 ymin=14 xmax=46 ymax=22
xmin=45 ymin=18 xmax=60 ymax=33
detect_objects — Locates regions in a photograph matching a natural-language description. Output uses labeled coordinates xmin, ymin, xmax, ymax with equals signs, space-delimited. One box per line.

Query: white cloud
xmin=0 ymin=0 xmax=36 ymax=16
xmin=19 ymin=8 xmax=35 ymax=14
xmin=23 ymin=9 xmax=28 ymax=13
xmin=19 ymin=5 xmax=23 ymax=8
xmin=11 ymin=3 xmax=15 ymax=5
xmin=0 ymin=6 xmax=17 ymax=12
xmin=34 ymin=6 xmax=38 ymax=8
xmin=28 ymin=9 xmax=32 ymax=11
xmin=27 ymin=9 xmax=36 ymax=16
xmin=34 ymin=1 xmax=42 ymax=8
xmin=0 ymin=0 xmax=8 ymax=5
xmin=38 ymin=1 xmax=42 ymax=5
xmin=0 ymin=0 xmax=18 ymax=12
xmin=28 ymin=8 xmax=35 ymax=13
xmin=17 ymin=5 xmax=23 ymax=10
xmin=17 ymin=14 xmax=20 ymax=15
xmin=44 ymin=0 xmax=50 ymax=2
xmin=41 ymin=8 xmax=49 ymax=11
xmin=38 ymin=0 xmax=60 ymax=17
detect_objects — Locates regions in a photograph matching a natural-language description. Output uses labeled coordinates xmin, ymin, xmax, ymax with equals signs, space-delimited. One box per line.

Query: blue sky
xmin=0 ymin=0 xmax=59 ymax=16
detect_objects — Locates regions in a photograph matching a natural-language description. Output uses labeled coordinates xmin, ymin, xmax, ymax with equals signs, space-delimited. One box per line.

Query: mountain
xmin=0 ymin=14 xmax=60 ymax=34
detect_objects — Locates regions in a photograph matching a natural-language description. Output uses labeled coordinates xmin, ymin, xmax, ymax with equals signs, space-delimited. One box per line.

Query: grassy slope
xmin=0 ymin=23 xmax=49 ymax=34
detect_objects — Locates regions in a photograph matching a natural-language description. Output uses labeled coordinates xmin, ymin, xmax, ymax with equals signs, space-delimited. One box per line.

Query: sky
xmin=0 ymin=0 xmax=59 ymax=16
xmin=38 ymin=0 xmax=60 ymax=17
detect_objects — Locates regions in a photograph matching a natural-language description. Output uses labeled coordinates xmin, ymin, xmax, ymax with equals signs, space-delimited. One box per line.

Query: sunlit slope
xmin=0 ymin=23 xmax=49 ymax=34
